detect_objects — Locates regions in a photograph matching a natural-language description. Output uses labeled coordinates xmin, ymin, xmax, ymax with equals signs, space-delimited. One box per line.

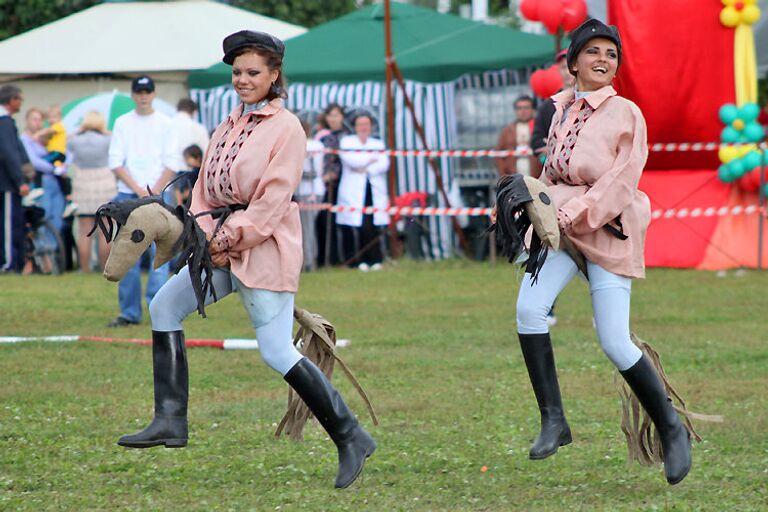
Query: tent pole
xmin=390 ymin=62 xmax=471 ymax=256
xmin=384 ymin=0 xmax=402 ymax=258
xmin=758 ymin=146 xmax=765 ymax=271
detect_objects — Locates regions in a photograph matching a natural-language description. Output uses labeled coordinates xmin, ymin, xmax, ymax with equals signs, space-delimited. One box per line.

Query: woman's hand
xmin=208 ymin=237 xmax=230 ymax=267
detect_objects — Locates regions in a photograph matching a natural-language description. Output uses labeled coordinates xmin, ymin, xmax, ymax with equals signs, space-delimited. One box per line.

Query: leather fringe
xmin=616 ymin=332 xmax=724 ymax=465
xmin=275 ymin=307 xmax=379 ymax=440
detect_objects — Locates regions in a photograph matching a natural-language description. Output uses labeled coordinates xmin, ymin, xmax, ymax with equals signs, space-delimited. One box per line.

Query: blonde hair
xmin=78 ymin=111 xmax=108 ymax=134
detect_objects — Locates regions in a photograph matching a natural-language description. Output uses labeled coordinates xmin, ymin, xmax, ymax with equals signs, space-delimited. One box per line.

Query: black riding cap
xmin=566 ymin=18 xmax=622 ymax=76
xmin=222 ymin=30 xmax=285 ymax=64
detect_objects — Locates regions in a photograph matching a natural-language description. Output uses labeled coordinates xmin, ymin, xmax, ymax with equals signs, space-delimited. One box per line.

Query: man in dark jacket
xmin=530 ymin=49 xmax=575 ymax=178
xmin=0 ymin=84 xmax=30 ymax=273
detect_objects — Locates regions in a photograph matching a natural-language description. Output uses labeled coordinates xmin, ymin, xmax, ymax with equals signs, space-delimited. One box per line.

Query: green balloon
xmin=728 ymin=158 xmax=746 ymax=178
xmin=719 ymin=104 xmax=739 ymax=124
xmin=739 ymin=103 xmax=760 ymax=123
xmin=721 ymin=126 xmax=740 ymax=143
xmin=742 ymin=151 xmax=761 ymax=171
xmin=718 ymin=164 xmax=735 ymax=182
xmin=743 ymin=122 xmax=765 ymax=142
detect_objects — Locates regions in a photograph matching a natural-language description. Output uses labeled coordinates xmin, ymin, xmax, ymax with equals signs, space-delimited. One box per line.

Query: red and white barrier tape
xmin=299 ymin=202 xmax=766 ymax=219
xmin=315 ymin=142 xmax=768 ymax=158
xmin=0 ymin=335 xmax=258 ymax=350
xmin=0 ymin=335 xmax=351 ymax=350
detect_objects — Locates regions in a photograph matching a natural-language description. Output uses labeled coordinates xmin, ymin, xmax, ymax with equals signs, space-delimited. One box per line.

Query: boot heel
xmin=164 ymin=439 xmax=188 ymax=448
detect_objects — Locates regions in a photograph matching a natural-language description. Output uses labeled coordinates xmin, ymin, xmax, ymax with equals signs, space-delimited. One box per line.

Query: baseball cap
xmin=131 ymin=75 xmax=155 ymax=93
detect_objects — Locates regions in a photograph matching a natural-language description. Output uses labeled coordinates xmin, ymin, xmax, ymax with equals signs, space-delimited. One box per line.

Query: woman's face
xmin=232 ymin=51 xmax=279 ymax=104
xmin=354 ymin=116 xmax=372 ymax=140
xmin=325 ymin=108 xmax=344 ymax=131
xmin=26 ymin=110 xmax=44 ymax=132
xmin=572 ymin=38 xmax=618 ymax=92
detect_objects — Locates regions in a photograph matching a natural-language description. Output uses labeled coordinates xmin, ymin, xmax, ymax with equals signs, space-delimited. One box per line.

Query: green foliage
xmin=0 ymin=0 xmax=100 ymax=41
xmin=227 ymin=0 xmax=372 ymax=28
xmin=0 ymin=262 xmax=766 ymax=510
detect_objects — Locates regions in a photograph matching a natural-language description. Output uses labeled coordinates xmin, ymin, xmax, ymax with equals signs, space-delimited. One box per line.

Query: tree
xmin=225 ymin=0 xmax=372 ymax=28
xmin=0 ymin=0 xmax=100 ymax=41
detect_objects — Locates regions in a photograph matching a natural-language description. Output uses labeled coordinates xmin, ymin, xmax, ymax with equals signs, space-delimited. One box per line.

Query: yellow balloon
xmin=719 ymin=145 xmax=740 ymax=163
xmin=732 ymin=119 xmax=745 ymax=130
xmin=720 ymin=6 xmax=741 ymax=27
xmin=739 ymin=143 xmax=757 ymax=157
xmin=743 ymin=0 xmax=757 ymax=5
xmin=741 ymin=5 xmax=761 ymax=24
xmin=721 ymin=0 xmax=736 ymax=5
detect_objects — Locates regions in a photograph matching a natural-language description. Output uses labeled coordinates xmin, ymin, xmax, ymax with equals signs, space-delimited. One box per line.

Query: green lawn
xmin=0 ymin=261 xmax=766 ymax=511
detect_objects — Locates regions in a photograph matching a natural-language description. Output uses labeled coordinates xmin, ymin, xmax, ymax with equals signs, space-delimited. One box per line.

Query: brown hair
xmin=232 ymin=47 xmax=288 ymax=101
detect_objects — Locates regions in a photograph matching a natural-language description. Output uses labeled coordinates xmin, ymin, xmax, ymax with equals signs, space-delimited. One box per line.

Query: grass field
xmin=0 ymin=261 xmax=766 ymax=511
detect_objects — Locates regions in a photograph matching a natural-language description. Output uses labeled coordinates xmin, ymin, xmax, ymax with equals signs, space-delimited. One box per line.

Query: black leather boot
xmin=118 ymin=330 xmax=188 ymax=448
xmin=620 ymin=355 xmax=692 ymax=485
xmin=284 ymin=357 xmax=376 ymax=488
xmin=519 ymin=333 xmax=572 ymax=459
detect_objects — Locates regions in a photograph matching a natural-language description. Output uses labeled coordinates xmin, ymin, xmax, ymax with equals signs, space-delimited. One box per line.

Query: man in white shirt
xmin=107 ymin=75 xmax=178 ymax=327
xmin=172 ymin=98 xmax=209 ymax=165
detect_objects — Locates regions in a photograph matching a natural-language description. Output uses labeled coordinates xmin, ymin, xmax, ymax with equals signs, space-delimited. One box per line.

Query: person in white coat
xmin=336 ymin=114 xmax=389 ymax=270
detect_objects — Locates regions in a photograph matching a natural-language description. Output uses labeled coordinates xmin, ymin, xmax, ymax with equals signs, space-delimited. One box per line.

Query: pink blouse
xmin=190 ymin=99 xmax=306 ymax=291
xmin=542 ymin=85 xmax=651 ymax=278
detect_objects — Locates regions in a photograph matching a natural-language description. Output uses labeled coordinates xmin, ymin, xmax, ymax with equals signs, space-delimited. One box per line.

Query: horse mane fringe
xmin=275 ymin=307 xmax=379 ymax=440
xmin=616 ymin=332 xmax=724 ymax=465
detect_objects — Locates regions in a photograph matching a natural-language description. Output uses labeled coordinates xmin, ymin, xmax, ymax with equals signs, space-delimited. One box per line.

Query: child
xmin=44 ymin=105 xmax=67 ymax=166
xmin=175 ymin=144 xmax=203 ymax=206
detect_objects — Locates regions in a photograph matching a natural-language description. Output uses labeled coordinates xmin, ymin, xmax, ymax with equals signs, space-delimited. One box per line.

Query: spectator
xmin=297 ymin=119 xmax=325 ymax=271
xmin=21 ymin=107 xmax=66 ymax=264
xmin=174 ymin=144 xmax=203 ymax=206
xmin=172 ymin=98 xmax=209 ymax=165
xmin=530 ymin=49 xmax=576 ymax=177
xmin=0 ymin=84 xmax=30 ymax=273
xmin=66 ymin=111 xmax=115 ymax=272
xmin=337 ymin=113 xmax=390 ymax=271
xmin=107 ymin=75 xmax=178 ymax=327
xmin=44 ymin=104 xmax=67 ymax=165
xmin=495 ymin=95 xmax=536 ymax=177
xmin=316 ymin=103 xmax=348 ymax=267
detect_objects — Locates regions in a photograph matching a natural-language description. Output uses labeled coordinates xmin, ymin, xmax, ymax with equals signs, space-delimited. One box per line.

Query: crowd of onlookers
xmin=0 ymin=82 xmax=391 ymax=279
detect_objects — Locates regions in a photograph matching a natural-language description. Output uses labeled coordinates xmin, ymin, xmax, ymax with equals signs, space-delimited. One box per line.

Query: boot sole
xmin=529 ymin=432 xmax=573 ymax=460
xmin=117 ymin=439 xmax=187 ymax=449
xmin=335 ymin=442 xmax=377 ymax=489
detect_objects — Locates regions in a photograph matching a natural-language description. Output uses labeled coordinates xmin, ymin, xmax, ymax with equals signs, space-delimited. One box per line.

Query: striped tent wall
xmin=191 ymin=80 xmax=460 ymax=259
xmin=190 ymin=68 xmax=533 ymax=259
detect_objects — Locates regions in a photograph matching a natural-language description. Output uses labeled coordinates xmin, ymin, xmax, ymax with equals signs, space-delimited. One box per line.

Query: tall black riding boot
xmin=284 ymin=357 xmax=376 ymax=488
xmin=519 ymin=333 xmax=572 ymax=459
xmin=118 ymin=330 xmax=189 ymax=448
xmin=620 ymin=355 xmax=692 ymax=485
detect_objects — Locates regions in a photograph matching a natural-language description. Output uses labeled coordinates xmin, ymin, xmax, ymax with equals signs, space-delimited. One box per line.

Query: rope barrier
xmin=298 ymin=202 xmax=767 ymax=219
xmin=312 ymin=142 xmax=768 ymax=158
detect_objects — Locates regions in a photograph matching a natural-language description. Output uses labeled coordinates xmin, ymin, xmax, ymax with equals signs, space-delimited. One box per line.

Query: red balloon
xmin=539 ymin=0 xmax=564 ymax=34
xmin=561 ymin=0 xmax=587 ymax=32
xmin=738 ymin=168 xmax=766 ymax=193
xmin=531 ymin=65 xmax=564 ymax=99
xmin=520 ymin=0 xmax=541 ymax=21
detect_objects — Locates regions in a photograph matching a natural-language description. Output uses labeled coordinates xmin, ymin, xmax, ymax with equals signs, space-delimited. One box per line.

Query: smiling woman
xmin=506 ymin=18 xmax=693 ymax=487
xmin=113 ymin=29 xmax=376 ymax=490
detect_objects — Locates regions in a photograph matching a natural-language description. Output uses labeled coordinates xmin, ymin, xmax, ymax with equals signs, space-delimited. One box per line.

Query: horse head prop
xmin=89 ymin=194 xmax=217 ymax=316
xmin=489 ymin=174 xmax=587 ymax=281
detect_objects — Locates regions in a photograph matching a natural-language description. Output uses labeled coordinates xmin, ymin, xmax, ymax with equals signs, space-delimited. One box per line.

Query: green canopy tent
xmin=189 ymin=3 xmax=556 ymax=259
xmin=188 ymin=3 xmax=554 ymax=87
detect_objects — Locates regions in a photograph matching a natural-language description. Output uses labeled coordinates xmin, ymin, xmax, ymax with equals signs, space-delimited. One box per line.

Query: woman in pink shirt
xmin=117 ymin=30 xmax=376 ymax=489
xmin=514 ymin=20 xmax=691 ymax=485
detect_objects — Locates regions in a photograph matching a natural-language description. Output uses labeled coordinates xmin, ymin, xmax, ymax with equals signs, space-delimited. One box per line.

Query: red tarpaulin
xmin=609 ymin=0 xmax=735 ymax=170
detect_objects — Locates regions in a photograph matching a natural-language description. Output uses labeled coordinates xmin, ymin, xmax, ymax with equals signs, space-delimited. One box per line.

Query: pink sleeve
xmin=558 ymin=103 xmax=648 ymax=235
xmin=220 ymin=120 xmax=306 ymax=251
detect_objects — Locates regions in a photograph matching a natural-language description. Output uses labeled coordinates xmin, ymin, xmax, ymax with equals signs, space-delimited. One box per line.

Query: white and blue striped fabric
xmin=190 ymin=68 xmax=532 ymax=259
